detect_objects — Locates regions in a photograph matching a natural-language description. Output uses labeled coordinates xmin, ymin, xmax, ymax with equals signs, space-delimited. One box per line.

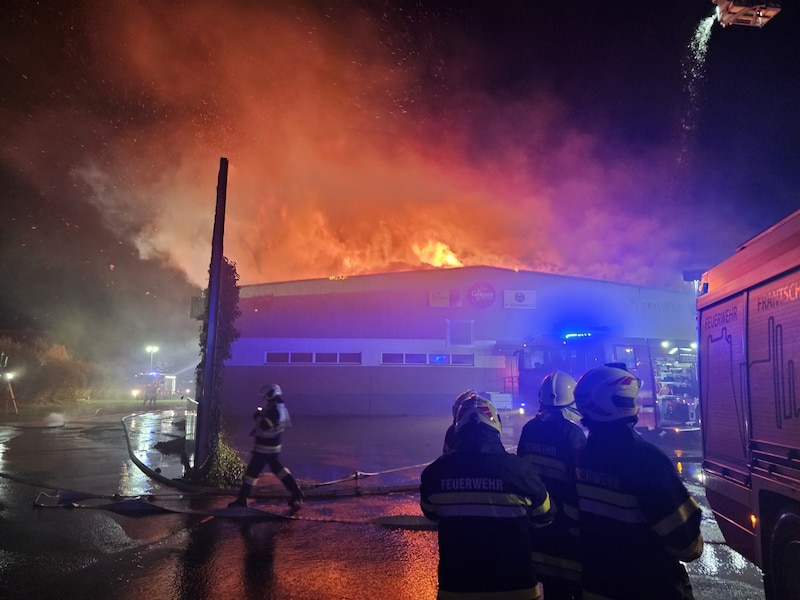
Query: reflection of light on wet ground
xmin=676 ymin=460 xmax=706 ymax=484
xmin=122 ymin=414 xmax=173 ymax=494
xmin=0 ymin=425 xmax=23 ymax=472
xmin=123 ymin=411 xmax=191 ymax=482
xmin=690 ymin=534 xmax=764 ymax=579
xmin=118 ymin=459 xmax=156 ymax=497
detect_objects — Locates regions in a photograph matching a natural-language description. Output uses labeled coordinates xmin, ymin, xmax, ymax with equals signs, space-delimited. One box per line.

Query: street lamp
xmin=146 ymin=345 xmax=159 ymax=370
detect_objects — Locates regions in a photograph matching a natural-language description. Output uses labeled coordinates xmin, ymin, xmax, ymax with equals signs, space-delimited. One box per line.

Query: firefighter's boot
xmin=282 ymin=474 xmax=305 ymax=509
xmin=228 ymin=484 xmax=251 ymax=508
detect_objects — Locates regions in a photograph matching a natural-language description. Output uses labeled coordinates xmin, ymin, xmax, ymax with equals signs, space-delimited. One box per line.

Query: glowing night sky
xmin=0 ymin=0 xmax=798 ymax=362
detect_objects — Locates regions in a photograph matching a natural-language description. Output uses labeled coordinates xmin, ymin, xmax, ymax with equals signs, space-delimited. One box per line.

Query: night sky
xmin=0 ymin=0 xmax=798 ymax=365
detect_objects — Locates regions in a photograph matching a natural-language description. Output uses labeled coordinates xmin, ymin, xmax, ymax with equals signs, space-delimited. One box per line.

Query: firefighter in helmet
xmin=442 ymin=388 xmax=474 ymax=454
xmin=573 ymin=364 xmax=703 ymax=600
xmin=228 ymin=383 xmax=305 ymax=510
xmin=517 ymin=371 xmax=586 ymax=599
xmin=421 ymin=393 xmax=554 ymax=599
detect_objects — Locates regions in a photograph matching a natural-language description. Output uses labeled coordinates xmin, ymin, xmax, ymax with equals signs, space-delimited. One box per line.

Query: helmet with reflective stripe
xmin=259 ymin=383 xmax=283 ymax=400
xmin=539 ymin=371 xmax=577 ymax=408
xmin=452 ymin=388 xmax=475 ymax=419
xmin=455 ymin=393 xmax=502 ymax=436
xmin=574 ymin=363 xmax=641 ymax=423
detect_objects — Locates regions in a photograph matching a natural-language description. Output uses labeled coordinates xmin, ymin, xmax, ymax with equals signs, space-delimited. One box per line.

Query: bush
xmin=0 ymin=337 xmax=98 ymax=407
xmin=201 ymin=438 xmax=246 ymax=489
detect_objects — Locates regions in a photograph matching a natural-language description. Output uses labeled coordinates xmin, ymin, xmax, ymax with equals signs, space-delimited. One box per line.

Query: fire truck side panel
xmin=698 ymin=293 xmax=755 ymax=562
xmin=698 ymin=209 xmax=800 ymax=598
xmin=700 ymin=294 xmax=749 ymax=469
xmin=747 ymin=270 xmax=800 ymax=447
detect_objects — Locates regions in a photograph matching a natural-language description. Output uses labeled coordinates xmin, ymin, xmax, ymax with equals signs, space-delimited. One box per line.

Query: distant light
xmin=132 ymin=389 xmax=140 ymax=398
xmin=518 ymin=407 xmax=526 ymax=416
xmin=690 ymin=342 xmax=698 ymax=350
xmin=669 ymin=348 xmax=679 ymax=355
xmin=564 ymin=332 xmax=592 ymax=339
xmin=661 ymin=341 xmax=671 ymax=348
xmin=4 ymin=372 xmax=14 ymax=381
xmin=750 ymin=514 xmax=758 ymax=529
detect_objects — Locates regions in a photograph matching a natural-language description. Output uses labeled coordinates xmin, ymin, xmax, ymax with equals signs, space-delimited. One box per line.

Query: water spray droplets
xmin=684 ymin=16 xmax=715 ymax=90
xmin=677 ymin=16 xmax=715 ymax=167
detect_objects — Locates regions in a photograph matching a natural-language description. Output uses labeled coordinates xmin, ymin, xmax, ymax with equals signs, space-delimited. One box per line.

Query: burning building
xmin=221 ymin=266 xmax=699 ymax=429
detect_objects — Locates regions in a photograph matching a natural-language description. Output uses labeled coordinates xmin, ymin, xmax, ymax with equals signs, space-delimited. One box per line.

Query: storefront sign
xmin=469 ymin=282 xmax=496 ymax=308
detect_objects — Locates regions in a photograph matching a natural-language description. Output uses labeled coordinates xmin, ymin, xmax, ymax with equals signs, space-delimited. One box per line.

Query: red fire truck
xmin=698 ymin=208 xmax=800 ymax=600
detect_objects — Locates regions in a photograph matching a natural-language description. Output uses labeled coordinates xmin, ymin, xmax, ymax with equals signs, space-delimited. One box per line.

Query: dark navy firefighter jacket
xmin=420 ymin=425 xmax=554 ymax=599
xmin=576 ymin=423 xmax=703 ymax=600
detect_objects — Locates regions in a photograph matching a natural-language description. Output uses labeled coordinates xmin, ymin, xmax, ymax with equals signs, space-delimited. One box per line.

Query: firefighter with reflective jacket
xmin=228 ymin=384 xmax=306 ymax=510
xmin=420 ymin=393 xmax=554 ymax=599
xmin=442 ymin=388 xmax=474 ymax=454
xmin=573 ymin=364 xmax=703 ymax=600
xmin=517 ymin=371 xmax=587 ymax=600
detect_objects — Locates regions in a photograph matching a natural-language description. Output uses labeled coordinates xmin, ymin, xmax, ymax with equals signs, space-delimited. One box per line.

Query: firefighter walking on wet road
xmin=228 ymin=383 xmax=305 ymax=510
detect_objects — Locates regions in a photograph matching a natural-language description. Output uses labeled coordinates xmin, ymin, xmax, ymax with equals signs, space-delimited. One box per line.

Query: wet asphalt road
xmin=0 ymin=407 xmax=766 ymax=599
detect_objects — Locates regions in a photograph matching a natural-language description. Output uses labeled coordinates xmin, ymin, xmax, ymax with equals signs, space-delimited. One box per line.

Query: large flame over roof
xmin=1 ymin=1 xmax=762 ymax=290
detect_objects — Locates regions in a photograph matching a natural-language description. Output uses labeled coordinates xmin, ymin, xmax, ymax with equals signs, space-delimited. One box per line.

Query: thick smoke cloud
xmin=1 ymin=3 xmax=707 ymax=283
xmin=1 ymin=0 xmax=797 ymax=362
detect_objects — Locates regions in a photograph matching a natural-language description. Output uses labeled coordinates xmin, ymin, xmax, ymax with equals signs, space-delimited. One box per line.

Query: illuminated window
xmin=613 ymin=346 xmax=637 ymax=370
xmin=429 ymin=353 xmax=451 ymax=365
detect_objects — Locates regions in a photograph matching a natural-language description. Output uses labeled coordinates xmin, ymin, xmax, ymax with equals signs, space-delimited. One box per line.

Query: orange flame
xmin=412 ymin=240 xmax=463 ymax=268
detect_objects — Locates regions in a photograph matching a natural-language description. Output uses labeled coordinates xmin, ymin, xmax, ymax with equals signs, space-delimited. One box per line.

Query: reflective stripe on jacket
xmin=420 ymin=427 xmax=553 ymax=598
xmin=517 ymin=412 xmax=586 ymax=582
xmin=576 ymin=423 xmax=703 ymax=600
xmin=252 ymin=401 xmax=291 ymax=455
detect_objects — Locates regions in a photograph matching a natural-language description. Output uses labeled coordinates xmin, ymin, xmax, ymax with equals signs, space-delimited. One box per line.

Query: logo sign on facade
xmin=429 ymin=289 xmax=450 ymax=307
xmin=469 ymin=282 xmax=496 ymax=308
xmin=503 ymin=289 xmax=537 ymax=309
xmin=429 ymin=289 xmax=462 ymax=308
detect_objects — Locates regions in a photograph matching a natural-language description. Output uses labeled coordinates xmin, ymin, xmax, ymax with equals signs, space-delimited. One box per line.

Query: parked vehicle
xmin=697 ymin=208 xmax=800 ymax=600
xmin=517 ymin=333 xmax=698 ymax=431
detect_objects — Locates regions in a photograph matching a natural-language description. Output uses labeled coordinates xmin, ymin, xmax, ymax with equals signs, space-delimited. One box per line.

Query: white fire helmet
xmin=455 ymin=394 xmax=502 ymax=436
xmin=574 ymin=363 xmax=641 ymax=423
xmin=259 ymin=383 xmax=283 ymax=400
xmin=452 ymin=388 xmax=475 ymax=419
xmin=539 ymin=371 xmax=578 ymax=408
